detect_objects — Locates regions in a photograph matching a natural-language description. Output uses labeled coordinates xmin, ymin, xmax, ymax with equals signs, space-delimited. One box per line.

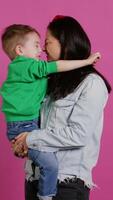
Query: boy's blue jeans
xmin=7 ymin=119 xmax=58 ymax=198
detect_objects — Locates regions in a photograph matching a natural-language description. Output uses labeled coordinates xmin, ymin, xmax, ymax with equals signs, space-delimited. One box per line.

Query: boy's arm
xmin=29 ymin=60 xmax=57 ymax=78
xmin=56 ymin=52 xmax=101 ymax=72
xmin=29 ymin=52 xmax=100 ymax=78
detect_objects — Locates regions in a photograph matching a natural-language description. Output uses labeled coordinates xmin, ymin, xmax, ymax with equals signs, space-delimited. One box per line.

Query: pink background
xmin=0 ymin=0 xmax=113 ymax=199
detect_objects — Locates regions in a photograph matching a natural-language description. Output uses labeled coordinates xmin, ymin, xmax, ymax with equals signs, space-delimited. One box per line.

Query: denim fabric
xmin=29 ymin=149 xmax=58 ymax=196
xmin=25 ymin=74 xmax=108 ymax=188
xmin=7 ymin=119 xmax=58 ymax=197
xmin=7 ymin=119 xmax=39 ymax=140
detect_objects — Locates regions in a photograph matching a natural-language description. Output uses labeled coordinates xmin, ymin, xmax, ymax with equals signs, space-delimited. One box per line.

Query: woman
xmin=13 ymin=16 xmax=111 ymax=200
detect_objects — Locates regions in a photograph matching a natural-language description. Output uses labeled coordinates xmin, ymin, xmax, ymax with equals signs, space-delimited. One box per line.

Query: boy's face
xmin=20 ymin=32 xmax=42 ymax=59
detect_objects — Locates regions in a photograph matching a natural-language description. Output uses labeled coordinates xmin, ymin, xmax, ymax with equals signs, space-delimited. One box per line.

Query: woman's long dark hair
xmin=47 ymin=16 xmax=111 ymax=100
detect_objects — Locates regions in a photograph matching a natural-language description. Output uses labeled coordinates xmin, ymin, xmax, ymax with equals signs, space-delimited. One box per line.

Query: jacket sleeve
xmin=26 ymin=76 xmax=108 ymax=151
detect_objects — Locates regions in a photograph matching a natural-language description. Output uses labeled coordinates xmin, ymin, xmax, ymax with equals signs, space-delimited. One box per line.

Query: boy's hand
xmin=87 ymin=52 xmax=101 ymax=65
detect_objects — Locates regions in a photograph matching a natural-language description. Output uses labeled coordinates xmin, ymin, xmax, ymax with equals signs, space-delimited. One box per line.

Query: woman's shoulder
xmin=85 ymin=73 xmax=104 ymax=83
xmin=82 ymin=73 xmax=108 ymax=91
xmin=78 ymin=73 xmax=108 ymax=105
xmin=71 ymin=73 xmax=108 ymax=103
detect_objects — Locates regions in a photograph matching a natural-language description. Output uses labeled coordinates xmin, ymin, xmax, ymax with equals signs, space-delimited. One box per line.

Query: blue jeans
xmin=7 ymin=119 xmax=58 ymax=197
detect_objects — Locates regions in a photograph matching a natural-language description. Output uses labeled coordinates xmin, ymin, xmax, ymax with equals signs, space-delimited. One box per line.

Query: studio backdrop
xmin=0 ymin=1 xmax=113 ymax=200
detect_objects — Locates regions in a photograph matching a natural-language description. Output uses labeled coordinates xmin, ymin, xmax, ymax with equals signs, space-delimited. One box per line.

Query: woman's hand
xmin=11 ymin=132 xmax=29 ymax=158
xmin=15 ymin=132 xmax=28 ymax=146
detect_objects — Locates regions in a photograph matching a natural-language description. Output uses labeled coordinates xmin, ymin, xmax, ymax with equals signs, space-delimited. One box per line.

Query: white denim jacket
xmin=25 ymin=74 xmax=108 ymax=188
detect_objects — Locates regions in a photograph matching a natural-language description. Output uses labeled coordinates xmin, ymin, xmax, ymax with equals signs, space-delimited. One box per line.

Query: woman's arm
xmin=15 ymin=75 xmax=108 ymax=152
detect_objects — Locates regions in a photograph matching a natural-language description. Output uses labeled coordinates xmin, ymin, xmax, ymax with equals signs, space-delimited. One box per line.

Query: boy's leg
xmin=28 ymin=149 xmax=58 ymax=198
xmin=7 ymin=119 xmax=39 ymax=159
xmin=7 ymin=119 xmax=39 ymax=140
xmin=25 ymin=179 xmax=54 ymax=200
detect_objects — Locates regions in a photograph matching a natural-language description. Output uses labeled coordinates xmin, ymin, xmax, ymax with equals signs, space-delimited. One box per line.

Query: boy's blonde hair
xmin=1 ymin=24 xmax=40 ymax=60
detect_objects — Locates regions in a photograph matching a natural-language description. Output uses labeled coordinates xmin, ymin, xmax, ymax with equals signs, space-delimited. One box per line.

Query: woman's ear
xmin=15 ymin=44 xmax=24 ymax=56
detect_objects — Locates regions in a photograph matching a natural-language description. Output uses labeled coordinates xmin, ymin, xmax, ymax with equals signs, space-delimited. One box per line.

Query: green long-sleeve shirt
xmin=0 ymin=56 xmax=57 ymax=122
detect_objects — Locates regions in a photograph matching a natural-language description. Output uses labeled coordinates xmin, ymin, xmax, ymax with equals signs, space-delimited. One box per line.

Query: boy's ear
xmin=15 ymin=45 xmax=24 ymax=56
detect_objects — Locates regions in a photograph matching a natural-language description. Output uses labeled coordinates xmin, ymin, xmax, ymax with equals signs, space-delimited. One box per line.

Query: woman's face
xmin=44 ymin=29 xmax=61 ymax=61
